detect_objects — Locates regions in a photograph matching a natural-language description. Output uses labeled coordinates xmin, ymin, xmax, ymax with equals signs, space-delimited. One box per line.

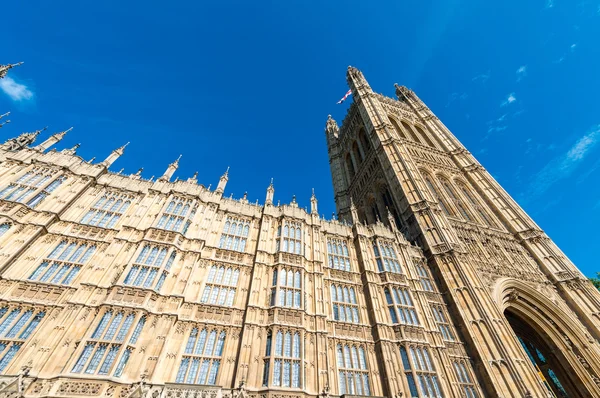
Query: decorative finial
xmin=88 ymin=157 xmax=96 ymax=163
xmin=0 ymin=62 xmax=24 ymax=79
xmin=117 ymin=168 xmax=124 ymax=175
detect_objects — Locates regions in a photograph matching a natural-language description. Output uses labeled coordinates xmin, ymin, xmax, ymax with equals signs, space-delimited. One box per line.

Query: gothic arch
xmin=414 ymin=124 xmax=437 ymax=148
xmin=494 ymin=278 xmax=600 ymax=397
xmin=388 ymin=116 xmax=407 ymax=139
xmin=401 ymin=120 xmax=423 ymax=144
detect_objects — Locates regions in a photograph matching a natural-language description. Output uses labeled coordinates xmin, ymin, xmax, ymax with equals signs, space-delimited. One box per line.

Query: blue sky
xmin=1 ymin=1 xmax=599 ymax=277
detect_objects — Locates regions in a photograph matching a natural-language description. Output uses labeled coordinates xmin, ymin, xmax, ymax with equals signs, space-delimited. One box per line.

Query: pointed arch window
xmin=346 ymin=153 xmax=356 ymax=179
xmin=423 ymin=175 xmax=452 ymax=216
xmin=352 ymin=141 xmax=363 ymax=163
xmin=219 ymin=216 xmax=250 ymax=252
xmin=81 ymin=191 xmax=133 ymax=229
xmin=263 ymin=330 xmax=302 ymax=388
xmin=0 ymin=223 xmax=11 ymax=238
xmin=276 ymin=220 xmax=303 ymax=255
xmin=176 ymin=327 xmax=226 ymax=385
xmin=0 ymin=167 xmax=66 ymax=209
xmin=453 ymin=361 xmax=478 ymax=397
xmin=431 ymin=305 xmax=454 ymax=341
xmin=331 ymin=284 xmax=359 ymax=323
xmin=157 ymin=196 xmax=198 ymax=234
xmin=415 ymin=125 xmax=437 ymax=148
xmin=327 ymin=237 xmax=351 ymax=271
xmin=200 ymin=264 xmax=240 ymax=307
xmin=415 ymin=262 xmax=434 ymax=292
xmin=373 ymin=240 xmax=402 ymax=273
xmin=440 ymin=179 xmax=473 ymax=222
xmin=270 ymin=267 xmax=302 ymax=309
xmin=401 ymin=121 xmax=424 ymax=144
xmin=359 ymin=128 xmax=371 ymax=152
xmin=123 ymin=245 xmax=177 ymax=292
xmin=0 ymin=306 xmax=46 ymax=372
xmin=384 ymin=287 xmax=419 ymax=325
xmin=71 ymin=310 xmax=145 ymax=377
xmin=389 ymin=117 xmax=408 ymax=140
xmin=29 ymin=240 xmax=96 ymax=286
xmin=400 ymin=345 xmax=443 ymax=398
xmin=336 ymin=343 xmax=371 ymax=396
xmin=457 ymin=183 xmax=496 ymax=228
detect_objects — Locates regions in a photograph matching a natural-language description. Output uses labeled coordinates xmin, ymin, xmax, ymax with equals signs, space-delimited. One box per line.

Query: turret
xmin=1 ymin=127 xmax=46 ymax=152
xmin=0 ymin=62 xmax=23 ymax=79
xmin=159 ymin=154 xmax=181 ymax=182
xmin=62 ymin=143 xmax=80 ymax=155
xmin=346 ymin=65 xmax=373 ymax=97
xmin=131 ymin=168 xmax=143 ymax=179
xmin=35 ymin=127 xmax=71 ymax=152
xmin=349 ymin=197 xmax=359 ymax=224
xmin=310 ymin=189 xmax=318 ymax=214
xmin=215 ymin=167 xmax=229 ymax=194
xmin=265 ymin=179 xmax=275 ymax=205
xmin=102 ymin=142 xmax=128 ymax=167
xmin=325 ymin=114 xmax=339 ymax=149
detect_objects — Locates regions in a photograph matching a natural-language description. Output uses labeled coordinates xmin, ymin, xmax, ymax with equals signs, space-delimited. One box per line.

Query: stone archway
xmin=494 ymin=279 xmax=600 ymax=397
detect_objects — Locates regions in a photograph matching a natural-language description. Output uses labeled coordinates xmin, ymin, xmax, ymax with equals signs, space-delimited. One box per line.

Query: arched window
xmin=352 ymin=141 xmax=363 ymax=163
xmin=201 ymin=264 xmax=240 ymax=306
xmin=218 ymin=216 xmax=250 ymax=252
xmin=359 ymin=128 xmax=371 ymax=152
xmin=458 ymin=183 xmax=496 ymax=228
xmin=454 ymin=361 xmax=478 ymax=397
xmin=337 ymin=343 xmax=370 ymax=395
xmin=431 ymin=305 xmax=454 ymax=341
xmin=72 ymin=310 xmax=145 ymax=377
xmin=123 ymin=245 xmax=177 ymax=292
xmin=81 ymin=191 xmax=134 ymax=229
xmin=401 ymin=121 xmax=423 ymax=144
xmin=423 ymin=175 xmax=452 ymax=216
xmin=276 ymin=220 xmax=302 ymax=255
xmin=346 ymin=153 xmax=356 ymax=179
xmin=331 ymin=284 xmax=359 ymax=323
xmin=263 ymin=330 xmax=302 ymax=388
xmin=389 ymin=117 xmax=407 ymax=139
xmin=270 ymin=267 xmax=302 ymax=309
xmin=0 ymin=306 xmax=46 ymax=372
xmin=384 ymin=287 xmax=419 ymax=325
xmin=399 ymin=345 xmax=443 ymax=398
xmin=373 ymin=240 xmax=402 ymax=273
xmin=327 ymin=237 xmax=351 ymax=271
xmin=415 ymin=125 xmax=437 ymax=148
xmin=29 ymin=241 xmax=96 ymax=285
xmin=0 ymin=223 xmax=10 ymax=237
xmin=157 ymin=196 xmax=198 ymax=234
xmin=0 ymin=167 xmax=66 ymax=209
xmin=440 ymin=178 xmax=473 ymax=222
xmin=175 ymin=327 xmax=225 ymax=385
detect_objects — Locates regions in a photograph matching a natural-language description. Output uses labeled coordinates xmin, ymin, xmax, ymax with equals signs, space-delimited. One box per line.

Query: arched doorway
xmin=505 ymin=309 xmax=574 ymax=397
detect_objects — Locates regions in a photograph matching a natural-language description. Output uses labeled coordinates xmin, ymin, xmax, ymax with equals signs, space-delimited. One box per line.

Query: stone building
xmin=0 ymin=62 xmax=599 ymax=398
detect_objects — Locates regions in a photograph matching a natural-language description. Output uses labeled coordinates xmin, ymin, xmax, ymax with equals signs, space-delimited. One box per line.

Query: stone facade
xmin=0 ymin=64 xmax=599 ymax=398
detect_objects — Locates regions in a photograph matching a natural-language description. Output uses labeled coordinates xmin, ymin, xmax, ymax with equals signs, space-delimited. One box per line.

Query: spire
xmin=159 ymin=154 xmax=181 ymax=182
xmin=310 ymin=188 xmax=318 ymax=214
xmin=102 ymin=142 xmax=129 ymax=167
xmin=36 ymin=127 xmax=71 ymax=152
xmin=88 ymin=157 xmax=96 ymax=163
xmin=188 ymin=171 xmax=198 ymax=183
xmin=241 ymin=192 xmax=248 ymax=204
xmin=216 ymin=167 xmax=229 ymax=194
xmin=386 ymin=207 xmax=397 ymax=231
xmin=2 ymin=127 xmax=46 ymax=151
xmin=131 ymin=167 xmax=143 ymax=179
xmin=349 ymin=197 xmax=359 ymax=224
xmin=290 ymin=195 xmax=298 ymax=208
xmin=62 ymin=143 xmax=80 ymax=155
xmin=394 ymin=83 xmax=412 ymax=102
xmin=0 ymin=112 xmax=10 ymax=128
xmin=346 ymin=65 xmax=372 ymax=97
xmin=325 ymin=114 xmax=339 ymax=138
xmin=0 ymin=62 xmax=23 ymax=79
xmin=265 ymin=178 xmax=275 ymax=205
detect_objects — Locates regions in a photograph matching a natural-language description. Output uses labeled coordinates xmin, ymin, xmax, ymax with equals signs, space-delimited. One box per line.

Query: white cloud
xmin=546 ymin=0 xmax=554 ymax=8
xmin=0 ymin=77 xmax=34 ymax=102
xmin=570 ymin=43 xmax=577 ymax=51
xmin=472 ymin=71 xmax=490 ymax=83
xmin=523 ymin=124 xmax=600 ymax=202
xmin=516 ymin=65 xmax=527 ymax=81
xmin=501 ymin=93 xmax=516 ymax=106
xmin=445 ymin=92 xmax=468 ymax=107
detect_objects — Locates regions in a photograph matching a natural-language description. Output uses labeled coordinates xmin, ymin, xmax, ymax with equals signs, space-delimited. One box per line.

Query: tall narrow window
xmin=453 ymin=361 xmax=478 ymax=398
xmin=123 ymin=245 xmax=176 ymax=292
xmin=431 ymin=305 xmax=454 ymax=341
xmin=200 ymin=264 xmax=240 ymax=307
xmin=327 ymin=238 xmax=351 ymax=271
xmin=331 ymin=284 xmax=359 ymax=323
xmin=373 ymin=241 xmax=402 ymax=273
xmin=0 ymin=223 xmax=11 ymax=238
xmin=264 ymin=331 xmax=302 ymax=388
xmin=389 ymin=117 xmax=408 ymax=140
xmin=337 ymin=343 xmax=370 ymax=396
xmin=458 ymin=184 xmax=496 ymax=228
xmin=424 ymin=176 xmax=452 ymax=216
xmin=81 ymin=192 xmax=133 ymax=229
xmin=71 ymin=310 xmax=145 ymax=377
xmin=218 ymin=216 xmax=250 ymax=252
xmin=352 ymin=141 xmax=363 ymax=163
xmin=276 ymin=221 xmax=302 ymax=255
xmin=441 ymin=179 xmax=472 ymax=222
xmin=415 ymin=263 xmax=434 ymax=292
xmin=359 ymin=128 xmax=371 ymax=152
xmin=29 ymin=241 xmax=96 ymax=286
xmin=384 ymin=287 xmax=419 ymax=325
xmin=400 ymin=345 xmax=443 ymax=398
xmin=270 ymin=268 xmax=302 ymax=309
xmin=176 ymin=327 xmax=225 ymax=385
xmin=157 ymin=197 xmax=198 ymax=234
xmin=346 ymin=154 xmax=356 ymax=179
xmin=0 ymin=168 xmax=66 ymax=209
xmin=0 ymin=307 xmax=46 ymax=372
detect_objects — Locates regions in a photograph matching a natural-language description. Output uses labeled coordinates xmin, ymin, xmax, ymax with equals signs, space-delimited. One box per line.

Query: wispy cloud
xmin=522 ymin=124 xmax=600 ymax=202
xmin=554 ymin=43 xmax=578 ymax=63
xmin=445 ymin=92 xmax=468 ymax=107
xmin=546 ymin=0 xmax=554 ymax=8
xmin=483 ymin=113 xmax=509 ymax=140
xmin=0 ymin=77 xmax=34 ymax=102
xmin=501 ymin=93 xmax=516 ymax=106
xmin=516 ymin=65 xmax=527 ymax=82
xmin=570 ymin=43 xmax=577 ymax=51
xmin=472 ymin=70 xmax=491 ymax=83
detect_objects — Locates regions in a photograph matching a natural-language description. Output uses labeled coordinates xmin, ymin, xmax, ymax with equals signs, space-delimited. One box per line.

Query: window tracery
xmin=157 ymin=196 xmax=197 ymax=234
xmin=270 ymin=268 xmax=302 ymax=309
xmin=276 ymin=221 xmax=302 ymax=255
xmin=440 ymin=178 xmax=473 ymax=222
xmin=384 ymin=287 xmax=419 ymax=325
xmin=176 ymin=327 xmax=225 ymax=385
xmin=327 ymin=237 xmax=351 ymax=271
xmin=263 ymin=330 xmax=302 ymax=388
xmin=0 ymin=168 xmax=66 ymax=209
xmin=81 ymin=191 xmax=132 ymax=229
xmin=453 ymin=361 xmax=478 ymax=398
xmin=373 ymin=240 xmax=402 ymax=273
xmin=29 ymin=240 xmax=96 ymax=285
xmin=331 ymin=284 xmax=359 ymax=323
xmin=71 ymin=310 xmax=145 ymax=377
xmin=337 ymin=343 xmax=371 ymax=396
xmin=415 ymin=262 xmax=434 ymax=292
xmin=0 ymin=223 xmax=10 ymax=238
xmin=431 ymin=305 xmax=454 ymax=341
xmin=400 ymin=345 xmax=443 ymax=398
xmin=200 ymin=264 xmax=240 ymax=307
xmin=0 ymin=306 xmax=46 ymax=372
xmin=218 ymin=216 xmax=250 ymax=252
xmin=423 ymin=175 xmax=452 ymax=216
xmin=457 ymin=182 xmax=496 ymax=228
xmin=123 ymin=245 xmax=177 ymax=292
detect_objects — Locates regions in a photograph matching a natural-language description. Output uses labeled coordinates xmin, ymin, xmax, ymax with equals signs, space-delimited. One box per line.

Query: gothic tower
xmin=328 ymin=66 xmax=600 ymax=397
